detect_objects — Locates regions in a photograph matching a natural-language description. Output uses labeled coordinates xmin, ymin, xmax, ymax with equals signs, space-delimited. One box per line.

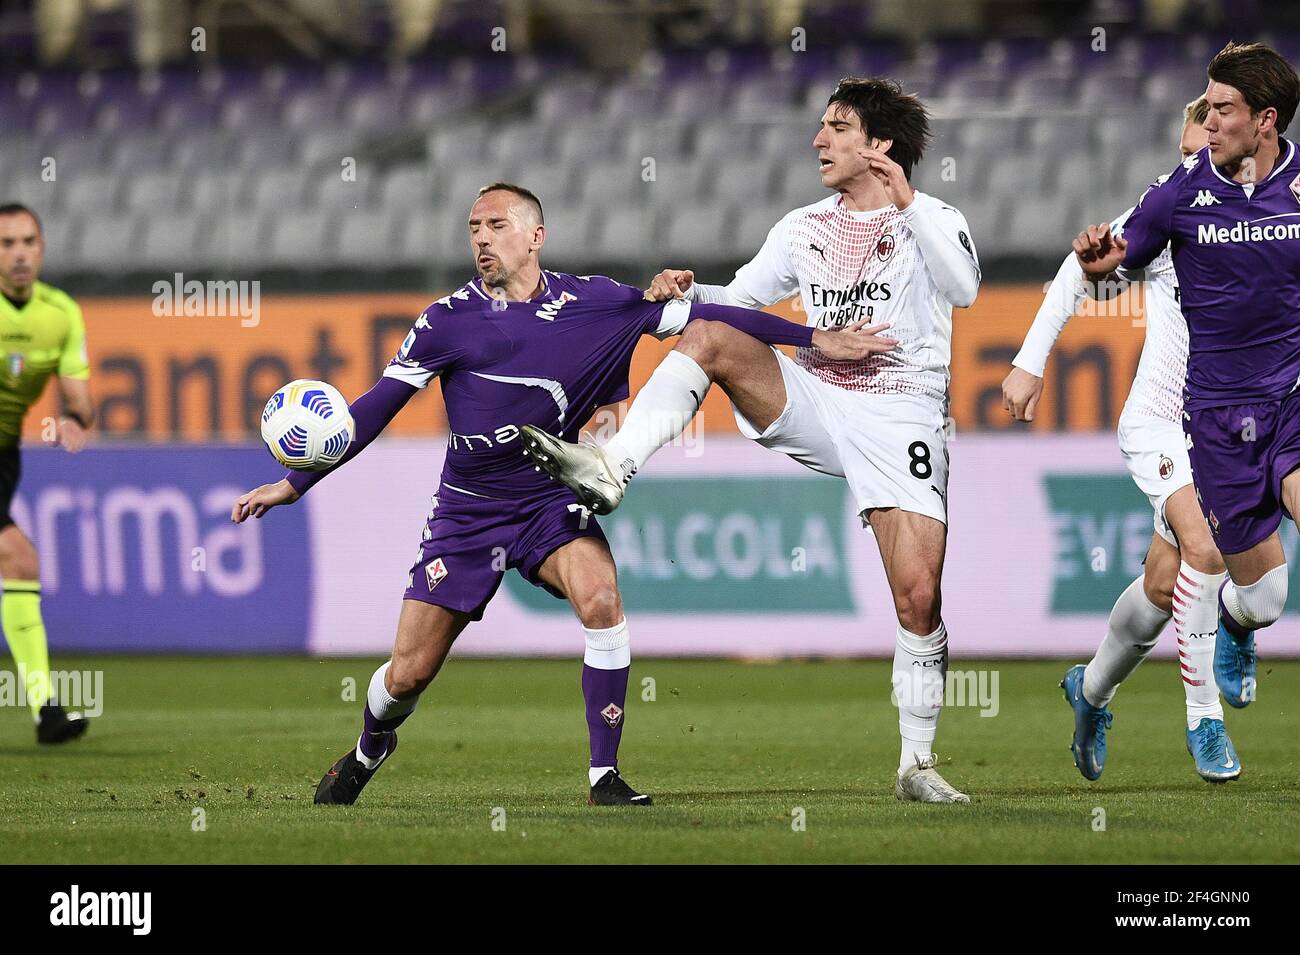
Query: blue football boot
xmin=1186 ymin=718 xmax=1242 ymax=782
xmin=1215 ymin=585 xmax=1257 ymax=708
xmin=1060 ymin=664 xmax=1113 ymax=781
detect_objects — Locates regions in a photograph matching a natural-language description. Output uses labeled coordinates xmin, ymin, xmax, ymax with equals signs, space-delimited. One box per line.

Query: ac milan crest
xmin=1158 ymin=455 xmax=1175 ymax=480
xmin=600 ymin=702 xmax=623 ymax=728
xmin=877 ymin=232 xmax=895 ymax=260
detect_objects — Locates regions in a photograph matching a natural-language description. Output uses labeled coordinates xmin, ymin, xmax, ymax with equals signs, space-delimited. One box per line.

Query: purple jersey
xmin=383 ymin=271 xmax=689 ymax=497
xmin=1118 ymin=140 xmax=1300 ymax=409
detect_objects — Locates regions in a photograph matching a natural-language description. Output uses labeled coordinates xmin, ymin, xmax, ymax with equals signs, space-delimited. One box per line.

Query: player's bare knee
xmin=1142 ymin=568 xmax=1174 ymax=615
xmin=574 ymin=583 xmax=622 ymax=630
xmin=1179 ymin=536 xmax=1226 ymax=576
xmin=895 ymin=583 xmax=941 ymax=635
xmin=676 ymin=320 xmax=727 ymax=375
xmin=386 ymin=653 xmax=435 ymax=698
xmin=0 ymin=529 xmax=38 ymax=580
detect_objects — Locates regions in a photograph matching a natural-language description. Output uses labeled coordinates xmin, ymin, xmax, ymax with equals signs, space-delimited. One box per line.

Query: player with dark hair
xmin=522 ymin=76 xmax=981 ymax=803
xmin=1004 ymin=98 xmax=1244 ymax=783
xmin=0 ymin=203 xmax=96 ymax=744
xmin=1075 ymin=42 xmax=1300 ymax=735
xmin=231 ymin=183 xmax=887 ymax=806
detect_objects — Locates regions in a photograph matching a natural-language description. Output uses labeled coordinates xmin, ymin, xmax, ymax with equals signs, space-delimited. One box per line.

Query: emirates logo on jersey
xmin=876 ymin=232 xmax=895 ymax=261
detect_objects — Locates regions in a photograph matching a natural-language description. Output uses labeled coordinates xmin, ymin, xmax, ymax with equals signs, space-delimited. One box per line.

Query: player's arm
xmin=648 ymin=299 xmax=897 ymax=359
xmin=232 ymin=305 xmax=457 ymax=523
xmin=52 ymin=297 xmax=93 ymax=451
xmin=231 ymin=377 xmax=418 ymax=522
xmin=862 ymin=147 xmax=980 ymax=307
xmin=1003 ymin=251 xmax=1094 ymax=421
xmin=644 ymin=213 xmax=799 ymax=308
xmin=1077 ymin=167 xmax=1181 ymax=282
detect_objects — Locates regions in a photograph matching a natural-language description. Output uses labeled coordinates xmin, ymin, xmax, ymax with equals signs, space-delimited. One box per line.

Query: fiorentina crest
xmin=1291 ymin=172 xmax=1300 ymax=205
xmin=600 ymin=702 xmax=623 ymax=728
xmin=424 ymin=557 xmax=449 ymax=591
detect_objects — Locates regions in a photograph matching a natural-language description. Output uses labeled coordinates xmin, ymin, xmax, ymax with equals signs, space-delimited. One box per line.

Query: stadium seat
xmin=121 ymin=170 xmax=186 ymax=212
xmin=136 ymin=216 xmax=205 ymax=270
xmin=595 ymin=206 xmax=660 ymax=265
xmin=74 ymin=214 xmax=140 ymax=272
xmin=336 ymin=209 xmax=405 ymax=268
xmin=660 ymin=201 xmax=735 ymax=263
xmin=379 ymin=164 xmax=436 ymax=211
xmin=1000 ymin=198 xmax=1081 ymax=258
xmin=264 ymin=208 xmax=337 ymax=268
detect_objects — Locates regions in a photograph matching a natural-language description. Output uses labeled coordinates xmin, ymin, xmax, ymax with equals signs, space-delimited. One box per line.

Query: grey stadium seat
xmin=336 ymin=209 xmax=405 ymax=268
xmin=264 ymin=209 xmax=337 ymax=268
xmin=1000 ymin=198 xmax=1081 ymax=258
xmin=380 ymin=165 xmax=436 ymax=211
xmin=594 ymin=206 xmax=659 ymax=265
xmin=122 ymin=170 xmax=186 ymax=212
xmin=136 ymin=217 xmax=206 ymax=270
xmin=660 ymin=201 xmax=734 ymax=263
xmin=73 ymin=214 xmax=140 ymax=272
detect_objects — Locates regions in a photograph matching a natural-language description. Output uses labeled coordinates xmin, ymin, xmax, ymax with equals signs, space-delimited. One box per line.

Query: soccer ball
xmin=260 ymin=379 xmax=355 ymax=471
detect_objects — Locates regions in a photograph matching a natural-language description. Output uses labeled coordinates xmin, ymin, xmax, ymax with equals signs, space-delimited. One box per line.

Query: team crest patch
xmin=424 ymin=557 xmax=449 ymax=591
xmin=958 ymin=231 xmax=972 ymax=256
xmin=1159 ymin=455 xmax=1175 ymax=480
xmin=600 ymin=703 xmax=623 ymax=728
xmin=1207 ymin=510 xmax=1220 ymax=536
xmin=1291 ymin=172 xmax=1300 ymax=205
xmin=7 ymin=353 xmax=23 ymax=377
xmin=876 ymin=232 xmax=895 ymax=260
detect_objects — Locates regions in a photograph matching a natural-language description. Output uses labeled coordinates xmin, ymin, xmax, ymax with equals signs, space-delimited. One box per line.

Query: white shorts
xmin=732 ymin=348 xmax=950 ymax=525
xmin=1118 ymin=412 xmax=1194 ymax=546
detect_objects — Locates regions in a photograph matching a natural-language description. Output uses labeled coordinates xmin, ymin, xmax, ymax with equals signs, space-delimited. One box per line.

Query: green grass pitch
xmin=0 ymin=656 xmax=1296 ymax=864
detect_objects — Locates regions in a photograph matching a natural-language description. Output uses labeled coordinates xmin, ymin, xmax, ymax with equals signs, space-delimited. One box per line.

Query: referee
xmin=0 ymin=203 xmax=94 ymax=744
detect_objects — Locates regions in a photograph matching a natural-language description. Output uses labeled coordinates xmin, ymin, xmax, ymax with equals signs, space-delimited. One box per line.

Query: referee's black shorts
xmin=0 ymin=445 xmax=20 ymax=530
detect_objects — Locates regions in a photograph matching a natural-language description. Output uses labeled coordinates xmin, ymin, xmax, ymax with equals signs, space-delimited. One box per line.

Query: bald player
xmin=0 ymin=203 xmax=95 ymax=744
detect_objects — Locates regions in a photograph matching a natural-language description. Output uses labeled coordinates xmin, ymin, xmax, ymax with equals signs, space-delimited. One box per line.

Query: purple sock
xmin=358 ymin=702 xmax=408 ymax=760
xmin=1218 ymin=581 xmax=1251 ymax=640
xmin=582 ymin=664 xmax=630 ymax=769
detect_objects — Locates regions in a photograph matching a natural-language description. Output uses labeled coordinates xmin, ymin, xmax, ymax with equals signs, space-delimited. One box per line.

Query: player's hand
xmin=643 ymin=269 xmax=694 ymax=302
xmin=811 ymin=320 xmax=898 ymax=360
xmin=1001 ymin=366 xmax=1045 ymax=422
xmin=860 ymin=148 xmax=914 ymax=210
xmin=231 ymin=479 xmax=300 ymax=523
xmin=1073 ymin=222 xmax=1127 ymax=277
xmin=55 ymin=416 xmax=87 ymax=453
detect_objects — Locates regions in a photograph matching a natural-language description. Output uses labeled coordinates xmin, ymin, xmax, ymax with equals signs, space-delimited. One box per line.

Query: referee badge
xmin=7 ymin=353 xmax=23 ymax=377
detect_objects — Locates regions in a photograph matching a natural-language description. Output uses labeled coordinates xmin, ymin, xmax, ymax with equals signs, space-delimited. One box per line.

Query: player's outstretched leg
xmin=316 ymin=601 xmax=467 ymax=806
xmin=1215 ymin=572 xmax=1278 ymax=708
xmin=522 ymin=426 xmax=635 ymax=515
xmin=315 ymin=661 xmax=411 ymax=805
xmin=0 ymin=526 xmax=89 ymax=745
xmin=1060 ymin=664 xmax=1113 ymax=781
xmin=1185 ymin=718 xmax=1241 ymax=782
xmin=537 ymin=538 xmax=652 ymax=805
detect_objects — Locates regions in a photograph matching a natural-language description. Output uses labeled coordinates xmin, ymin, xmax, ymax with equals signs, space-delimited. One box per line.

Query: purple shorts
xmin=1184 ymin=391 xmax=1300 ymax=554
xmin=403 ymin=484 xmax=606 ymax=620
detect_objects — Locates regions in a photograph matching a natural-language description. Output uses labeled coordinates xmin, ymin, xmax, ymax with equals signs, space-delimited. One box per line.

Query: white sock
xmin=1174 ymin=563 xmax=1226 ymax=729
xmin=892 ymin=621 xmax=947 ymax=773
xmin=356 ymin=661 xmax=418 ymax=770
xmin=1083 ymin=576 xmax=1170 ymax=708
xmin=589 ymin=766 xmax=615 ymax=787
xmin=604 ymin=350 xmax=710 ymax=471
xmin=1221 ymin=563 xmax=1289 ymax=631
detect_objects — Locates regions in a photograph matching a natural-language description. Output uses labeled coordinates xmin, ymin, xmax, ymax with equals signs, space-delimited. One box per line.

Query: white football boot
xmin=895 ymin=754 xmax=970 ymax=804
xmin=520 ymin=425 xmax=636 ymax=514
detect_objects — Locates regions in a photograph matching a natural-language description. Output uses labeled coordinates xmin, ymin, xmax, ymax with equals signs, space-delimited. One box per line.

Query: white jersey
xmin=1012 ymin=206 xmax=1186 ymax=425
xmin=1114 ymin=209 xmax=1186 ymax=423
xmin=690 ymin=191 xmax=980 ymax=404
